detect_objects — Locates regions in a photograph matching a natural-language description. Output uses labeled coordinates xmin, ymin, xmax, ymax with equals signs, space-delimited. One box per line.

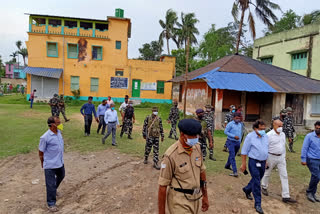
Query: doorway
xmin=286 ymin=94 xmax=304 ymax=125
xmin=132 ymin=79 xmax=141 ymax=98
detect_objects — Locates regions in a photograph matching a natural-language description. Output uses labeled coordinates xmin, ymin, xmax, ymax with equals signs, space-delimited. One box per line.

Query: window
xmin=47 ymin=42 xmax=58 ymax=57
xmin=90 ymin=78 xmax=99 ymax=92
xmin=312 ymin=95 xmax=320 ymax=114
xmin=71 ymin=76 xmax=79 ymax=90
xmin=116 ymin=41 xmax=121 ymax=50
xmin=49 ymin=19 xmax=61 ymax=27
xmin=65 ymin=20 xmax=77 ymax=28
xmin=157 ymin=81 xmax=165 ymax=94
xmin=80 ymin=22 xmax=93 ymax=29
xmin=291 ymin=52 xmax=307 ymax=70
xmin=32 ymin=17 xmax=45 ymax=25
xmin=96 ymin=23 xmax=108 ymax=31
xmin=261 ymin=57 xmax=273 ymax=65
xmin=115 ymin=70 xmax=123 ymax=76
xmin=92 ymin=46 xmax=102 ymax=60
xmin=68 ymin=43 xmax=78 ymax=59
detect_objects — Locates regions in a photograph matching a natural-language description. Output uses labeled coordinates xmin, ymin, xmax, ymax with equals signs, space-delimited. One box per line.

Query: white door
xmin=31 ymin=75 xmax=59 ymax=99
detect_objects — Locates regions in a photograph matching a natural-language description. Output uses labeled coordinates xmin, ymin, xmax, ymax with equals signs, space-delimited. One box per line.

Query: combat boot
xmin=289 ymin=143 xmax=296 ymax=153
xmin=174 ymin=136 xmax=179 ymax=140
xmin=120 ymin=132 xmax=123 ymax=138
xmin=168 ymin=135 xmax=174 ymax=139
xmin=153 ymin=162 xmax=160 ymax=170
xmin=143 ymin=157 xmax=148 ymax=164
xmin=209 ymin=154 xmax=216 ymax=161
xmin=128 ymin=135 xmax=133 ymax=139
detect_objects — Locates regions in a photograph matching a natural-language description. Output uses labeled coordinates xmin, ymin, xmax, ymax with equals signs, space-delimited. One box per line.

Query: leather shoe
xmin=261 ymin=188 xmax=268 ymax=196
xmin=313 ymin=194 xmax=320 ymax=202
xmin=229 ymin=173 xmax=238 ymax=177
xmin=282 ymin=197 xmax=297 ymax=203
xmin=306 ymin=192 xmax=316 ymax=203
xmin=242 ymin=188 xmax=253 ymax=200
xmin=255 ymin=206 xmax=264 ymax=214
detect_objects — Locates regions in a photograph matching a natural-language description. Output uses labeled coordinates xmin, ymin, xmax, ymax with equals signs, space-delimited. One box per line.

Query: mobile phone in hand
xmin=244 ymin=169 xmax=248 ymax=175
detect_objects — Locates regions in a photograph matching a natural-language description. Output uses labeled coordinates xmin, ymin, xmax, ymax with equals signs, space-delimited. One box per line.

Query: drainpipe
xmin=62 ymin=35 xmax=65 ymax=95
xmin=306 ymin=35 xmax=313 ymax=78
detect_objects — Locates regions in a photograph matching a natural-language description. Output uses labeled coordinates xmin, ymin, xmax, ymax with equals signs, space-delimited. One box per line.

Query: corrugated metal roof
xmin=23 ymin=67 xmax=63 ymax=79
xmin=193 ymin=69 xmax=277 ymax=92
xmin=170 ymin=55 xmax=320 ymax=94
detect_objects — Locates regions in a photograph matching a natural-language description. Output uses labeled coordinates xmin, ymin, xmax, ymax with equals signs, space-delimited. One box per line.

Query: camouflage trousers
xmin=199 ymin=137 xmax=207 ymax=160
xmin=59 ymin=107 xmax=68 ymax=121
xmin=169 ymin=120 xmax=178 ymax=138
xmin=206 ymin=129 xmax=215 ymax=156
xmin=121 ymin=118 xmax=133 ymax=136
xmin=144 ymin=137 xmax=159 ymax=163
xmin=284 ymin=129 xmax=294 ymax=139
xmin=51 ymin=107 xmax=60 ymax=117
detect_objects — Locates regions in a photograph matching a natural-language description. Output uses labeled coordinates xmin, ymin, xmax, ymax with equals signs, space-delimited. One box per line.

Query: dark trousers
xmin=51 ymin=107 xmax=60 ymax=117
xmin=225 ymin=139 xmax=240 ymax=173
xmin=97 ymin=115 xmax=106 ymax=134
xmin=84 ymin=115 xmax=93 ymax=134
xmin=243 ymin=158 xmax=266 ymax=207
xmin=306 ymin=158 xmax=320 ymax=195
xmin=44 ymin=165 xmax=65 ymax=206
xmin=30 ymin=98 xmax=34 ymax=108
xmin=103 ymin=122 xmax=117 ymax=145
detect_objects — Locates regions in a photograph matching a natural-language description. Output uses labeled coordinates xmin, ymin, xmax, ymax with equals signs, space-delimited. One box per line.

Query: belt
xmin=249 ymin=158 xmax=266 ymax=163
xmin=171 ymin=187 xmax=200 ymax=195
xmin=268 ymin=152 xmax=282 ymax=156
xmin=108 ymin=121 xmax=116 ymax=123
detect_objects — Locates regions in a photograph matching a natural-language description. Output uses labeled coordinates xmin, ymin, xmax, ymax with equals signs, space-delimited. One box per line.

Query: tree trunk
xmin=23 ymin=56 xmax=26 ymax=66
xmin=183 ymin=36 xmax=190 ymax=118
xmin=166 ymin=38 xmax=170 ymax=55
xmin=236 ymin=8 xmax=245 ymax=54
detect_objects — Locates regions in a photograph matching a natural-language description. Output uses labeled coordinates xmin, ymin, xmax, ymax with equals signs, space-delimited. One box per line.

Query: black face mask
xmin=198 ymin=115 xmax=203 ymax=120
xmin=316 ymin=129 xmax=320 ymax=135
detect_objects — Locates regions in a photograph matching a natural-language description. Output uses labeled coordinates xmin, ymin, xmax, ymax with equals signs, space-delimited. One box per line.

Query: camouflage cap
xmin=205 ymin=104 xmax=212 ymax=108
xmin=54 ymin=94 xmax=59 ymax=97
xmin=280 ymin=108 xmax=287 ymax=114
xmin=286 ymin=107 xmax=293 ymax=112
xmin=152 ymin=106 xmax=158 ymax=111
xmin=230 ymin=105 xmax=236 ymax=109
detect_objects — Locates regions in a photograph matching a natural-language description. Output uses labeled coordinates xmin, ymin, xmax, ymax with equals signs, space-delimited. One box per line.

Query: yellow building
xmin=24 ymin=9 xmax=175 ymax=103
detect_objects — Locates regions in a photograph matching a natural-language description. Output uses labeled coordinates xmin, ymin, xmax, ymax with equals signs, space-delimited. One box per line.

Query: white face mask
xmin=153 ymin=112 xmax=158 ymax=116
xmin=186 ymin=138 xmax=199 ymax=147
xmin=276 ymin=127 xmax=283 ymax=133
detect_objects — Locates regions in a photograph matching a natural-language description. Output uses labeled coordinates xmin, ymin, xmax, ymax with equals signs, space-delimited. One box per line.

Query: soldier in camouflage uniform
xmin=223 ymin=105 xmax=236 ymax=152
xmin=204 ymin=104 xmax=216 ymax=161
xmin=120 ymin=100 xmax=135 ymax=139
xmin=283 ymin=107 xmax=295 ymax=153
xmin=143 ymin=107 xmax=164 ymax=170
xmin=58 ymin=94 xmax=70 ymax=122
xmin=195 ymin=108 xmax=213 ymax=161
xmin=49 ymin=94 xmax=60 ymax=117
xmin=167 ymin=101 xmax=180 ymax=140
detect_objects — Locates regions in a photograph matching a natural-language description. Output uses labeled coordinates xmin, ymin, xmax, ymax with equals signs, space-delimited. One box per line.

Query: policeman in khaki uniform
xmin=158 ymin=119 xmax=209 ymax=214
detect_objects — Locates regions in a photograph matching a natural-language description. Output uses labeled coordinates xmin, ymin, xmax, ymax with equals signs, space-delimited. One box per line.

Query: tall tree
xmin=159 ymin=9 xmax=178 ymax=55
xmin=232 ymin=0 xmax=281 ymax=53
xmin=16 ymin=40 xmax=22 ymax=50
xmin=138 ymin=41 xmax=162 ymax=61
xmin=0 ymin=55 xmax=5 ymax=78
xmin=18 ymin=48 xmax=28 ymax=66
xmin=265 ymin=10 xmax=301 ymax=35
xmin=10 ymin=52 xmax=18 ymax=63
xmin=301 ymin=10 xmax=320 ymax=25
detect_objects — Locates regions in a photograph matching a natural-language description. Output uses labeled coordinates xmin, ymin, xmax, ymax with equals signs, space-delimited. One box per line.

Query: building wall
xmin=0 ymin=78 xmax=26 ymax=86
xmin=304 ymin=94 xmax=320 ymax=129
xmin=253 ymin=24 xmax=320 ymax=79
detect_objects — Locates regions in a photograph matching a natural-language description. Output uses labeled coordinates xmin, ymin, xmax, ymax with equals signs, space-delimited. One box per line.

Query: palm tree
xmin=301 ymin=10 xmax=320 ymax=25
xmin=18 ymin=48 xmax=28 ymax=66
xmin=178 ymin=12 xmax=199 ymax=117
xmin=16 ymin=40 xmax=22 ymax=50
xmin=159 ymin=9 xmax=178 ymax=55
xmin=10 ymin=52 xmax=18 ymax=63
xmin=232 ymin=0 xmax=281 ymax=53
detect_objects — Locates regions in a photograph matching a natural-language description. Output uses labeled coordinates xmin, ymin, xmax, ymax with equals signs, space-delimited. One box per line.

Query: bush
xmin=71 ymin=89 xmax=80 ymax=100
xmin=64 ymin=96 xmax=73 ymax=104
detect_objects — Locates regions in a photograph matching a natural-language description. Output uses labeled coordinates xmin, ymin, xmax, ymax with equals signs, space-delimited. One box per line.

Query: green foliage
xmin=71 ymin=89 xmax=80 ymax=100
xmin=159 ymin=9 xmax=178 ymax=54
xmin=265 ymin=10 xmax=301 ymax=35
xmin=176 ymin=12 xmax=199 ymax=49
xmin=302 ymin=10 xmax=320 ymax=25
xmin=138 ymin=41 xmax=162 ymax=61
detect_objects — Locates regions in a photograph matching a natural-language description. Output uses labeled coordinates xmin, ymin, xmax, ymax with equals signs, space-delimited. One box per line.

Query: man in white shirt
xmin=102 ymin=103 xmax=120 ymax=146
xmin=261 ymin=117 xmax=297 ymax=204
xmin=106 ymin=96 xmax=114 ymax=106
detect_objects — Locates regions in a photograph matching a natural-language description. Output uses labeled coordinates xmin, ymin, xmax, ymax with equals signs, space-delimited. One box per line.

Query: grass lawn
xmin=0 ymin=94 xmax=311 ymax=184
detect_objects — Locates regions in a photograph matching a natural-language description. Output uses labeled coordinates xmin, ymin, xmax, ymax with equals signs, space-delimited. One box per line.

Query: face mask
xmin=57 ymin=124 xmax=63 ymax=131
xmin=153 ymin=112 xmax=158 ymax=116
xmin=103 ymin=104 xmax=106 ymax=106
xmin=258 ymin=130 xmax=266 ymax=136
xmin=111 ymin=107 xmax=115 ymax=110
xmin=198 ymin=115 xmax=203 ymax=119
xmin=276 ymin=127 xmax=283 ymax=133
xmin=315 ymin=129 xmax=320 ymax=135
xmin=235 ymin=119 xmax=241 ymax=123
xmin=186 ymin=138 xmax=199 ymax=147
xmin=232 ymin=110 xmax=235 ymax=113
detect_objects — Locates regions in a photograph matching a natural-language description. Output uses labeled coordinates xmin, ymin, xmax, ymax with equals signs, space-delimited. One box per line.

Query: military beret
xmin=152 ymin=106 xmax=158 ymax=111
xmin=178 ymin=119 xmax=202 ymax=136
xmin=195 ymin=108 xmax=204 ymax=114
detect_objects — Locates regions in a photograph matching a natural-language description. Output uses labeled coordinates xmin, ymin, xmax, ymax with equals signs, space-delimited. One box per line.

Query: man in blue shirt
xmin=240 ymin=120 xmax=269 ymax=214
xmin=39 ymin=116 xmax=65 ymax=212
xmin=301 ymin=121 xmax=320 ymax=203
xmin=80 ymin=96 xmax=99 ymax=136
xmin=224 ymin=112 xmax=242 ymax=177
xmin=96 ymin=99 xmax=109 ymax=135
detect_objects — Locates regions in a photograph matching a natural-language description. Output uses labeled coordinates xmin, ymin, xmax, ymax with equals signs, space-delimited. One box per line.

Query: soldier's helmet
xmin=280 ymin=109 xmax=287 ymax=115
xmin=286 ymin=107 xmax=293 ymax=112
xmin=54 ymin=94 xmax=59 ymax=97
xmin=205 ymin=104 xmax=212 ymax=109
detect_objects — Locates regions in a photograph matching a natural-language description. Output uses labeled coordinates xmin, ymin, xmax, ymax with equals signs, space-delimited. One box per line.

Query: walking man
xmin=283 ymin=107 xmax=295 ymax=152
xmin=58 ymin=95 xmax=70 ymax=122
xmin=49 ymin=94 xmax=60 ymax=117
xmin=120 ymin=100 xmax=135 ymax=139
xmin=39 ymin=116 xmax=65 ymax=212
xmin=195 ymin=108 xmax=213 ymax=161
xmin=80 ymin=96 xmax=99 ymax=136
xmin=204 ymin=104 xmax=216 ymax=161
xmin=119 ymin=95 xmax=129 ymax=119
xmin=223 ymin=105 xmax=235 ymax=152
xmin=167 ymin=100 xmax=180 ymax=140
xmin=102 ymin=103 xmax=120 ymax=146
xmin=301 ymin=121 xmax=320 ymax=203
xmin=261 ymin=118 xmax=297 ymax=204
xmin=224 ymin=112 xmax=243 ymax=177
xmin=240 ymin=120 xmax=269 ymax=214
xmin=158 ymin=119 xmax=209 ymax=214
xmin=143 ymin=107 xmax=164 ymax=170
xmin=106 ymin=96 xmax=114 ymax=106
xmin=97 ymin=100 xmax=109 ymax=135
xmin=30 ymin=89 xmax=36 ymax=108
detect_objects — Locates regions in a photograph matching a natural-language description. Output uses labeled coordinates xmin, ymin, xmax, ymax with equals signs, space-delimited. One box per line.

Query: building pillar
xmin=92 ymin=22 xmax=96 ymax=37
xmin=45 ymin=18 xmax=49 ymax=34
xmin=241 ymin=92 xmax=246 ymax=121
xmin=77 ymin=20 xmax=80 ymax=36
xmin=215 ymin=89 xmax=223 ymax=130
xmin=61 ymin=19 xmax=65 ymax=35
xmin=272 ymin=93 xmax=286 ymax=117
xmin=29 ymin=16 xmax=32 ymax=32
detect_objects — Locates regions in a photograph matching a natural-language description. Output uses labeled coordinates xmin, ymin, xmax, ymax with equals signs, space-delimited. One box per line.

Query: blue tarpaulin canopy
xmin=23 ymin=67 xmax=63 ymax=79
xmin=192 ymin=67 xmax=277 ymax=92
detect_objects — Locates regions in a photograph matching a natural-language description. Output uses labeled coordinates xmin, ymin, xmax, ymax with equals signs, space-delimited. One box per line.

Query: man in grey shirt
xmin=39 ymin=116 xmax=65 ymax=212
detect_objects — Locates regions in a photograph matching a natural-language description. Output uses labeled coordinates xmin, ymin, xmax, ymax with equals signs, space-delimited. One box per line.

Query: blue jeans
xmin=225 ymin=139 xmax=240 ymax=173
xmin=44 ymin=165 xmax=65 ymax=206
xmin=243 ymin=158 xmax=266 ymax=207
xmin=30 ymin=99 xmax=34 ymax=108
xmin=306 ymin=158 xmax=320 ymax=195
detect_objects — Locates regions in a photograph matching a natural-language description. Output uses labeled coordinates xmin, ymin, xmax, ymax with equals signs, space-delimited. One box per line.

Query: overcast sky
xmin=0 ymin=0 xmax=319 ymax=63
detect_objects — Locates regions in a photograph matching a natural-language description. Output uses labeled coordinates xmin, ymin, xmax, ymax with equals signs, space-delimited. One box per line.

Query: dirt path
xmin=0 ymin=150 xmax=319 ymax=214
